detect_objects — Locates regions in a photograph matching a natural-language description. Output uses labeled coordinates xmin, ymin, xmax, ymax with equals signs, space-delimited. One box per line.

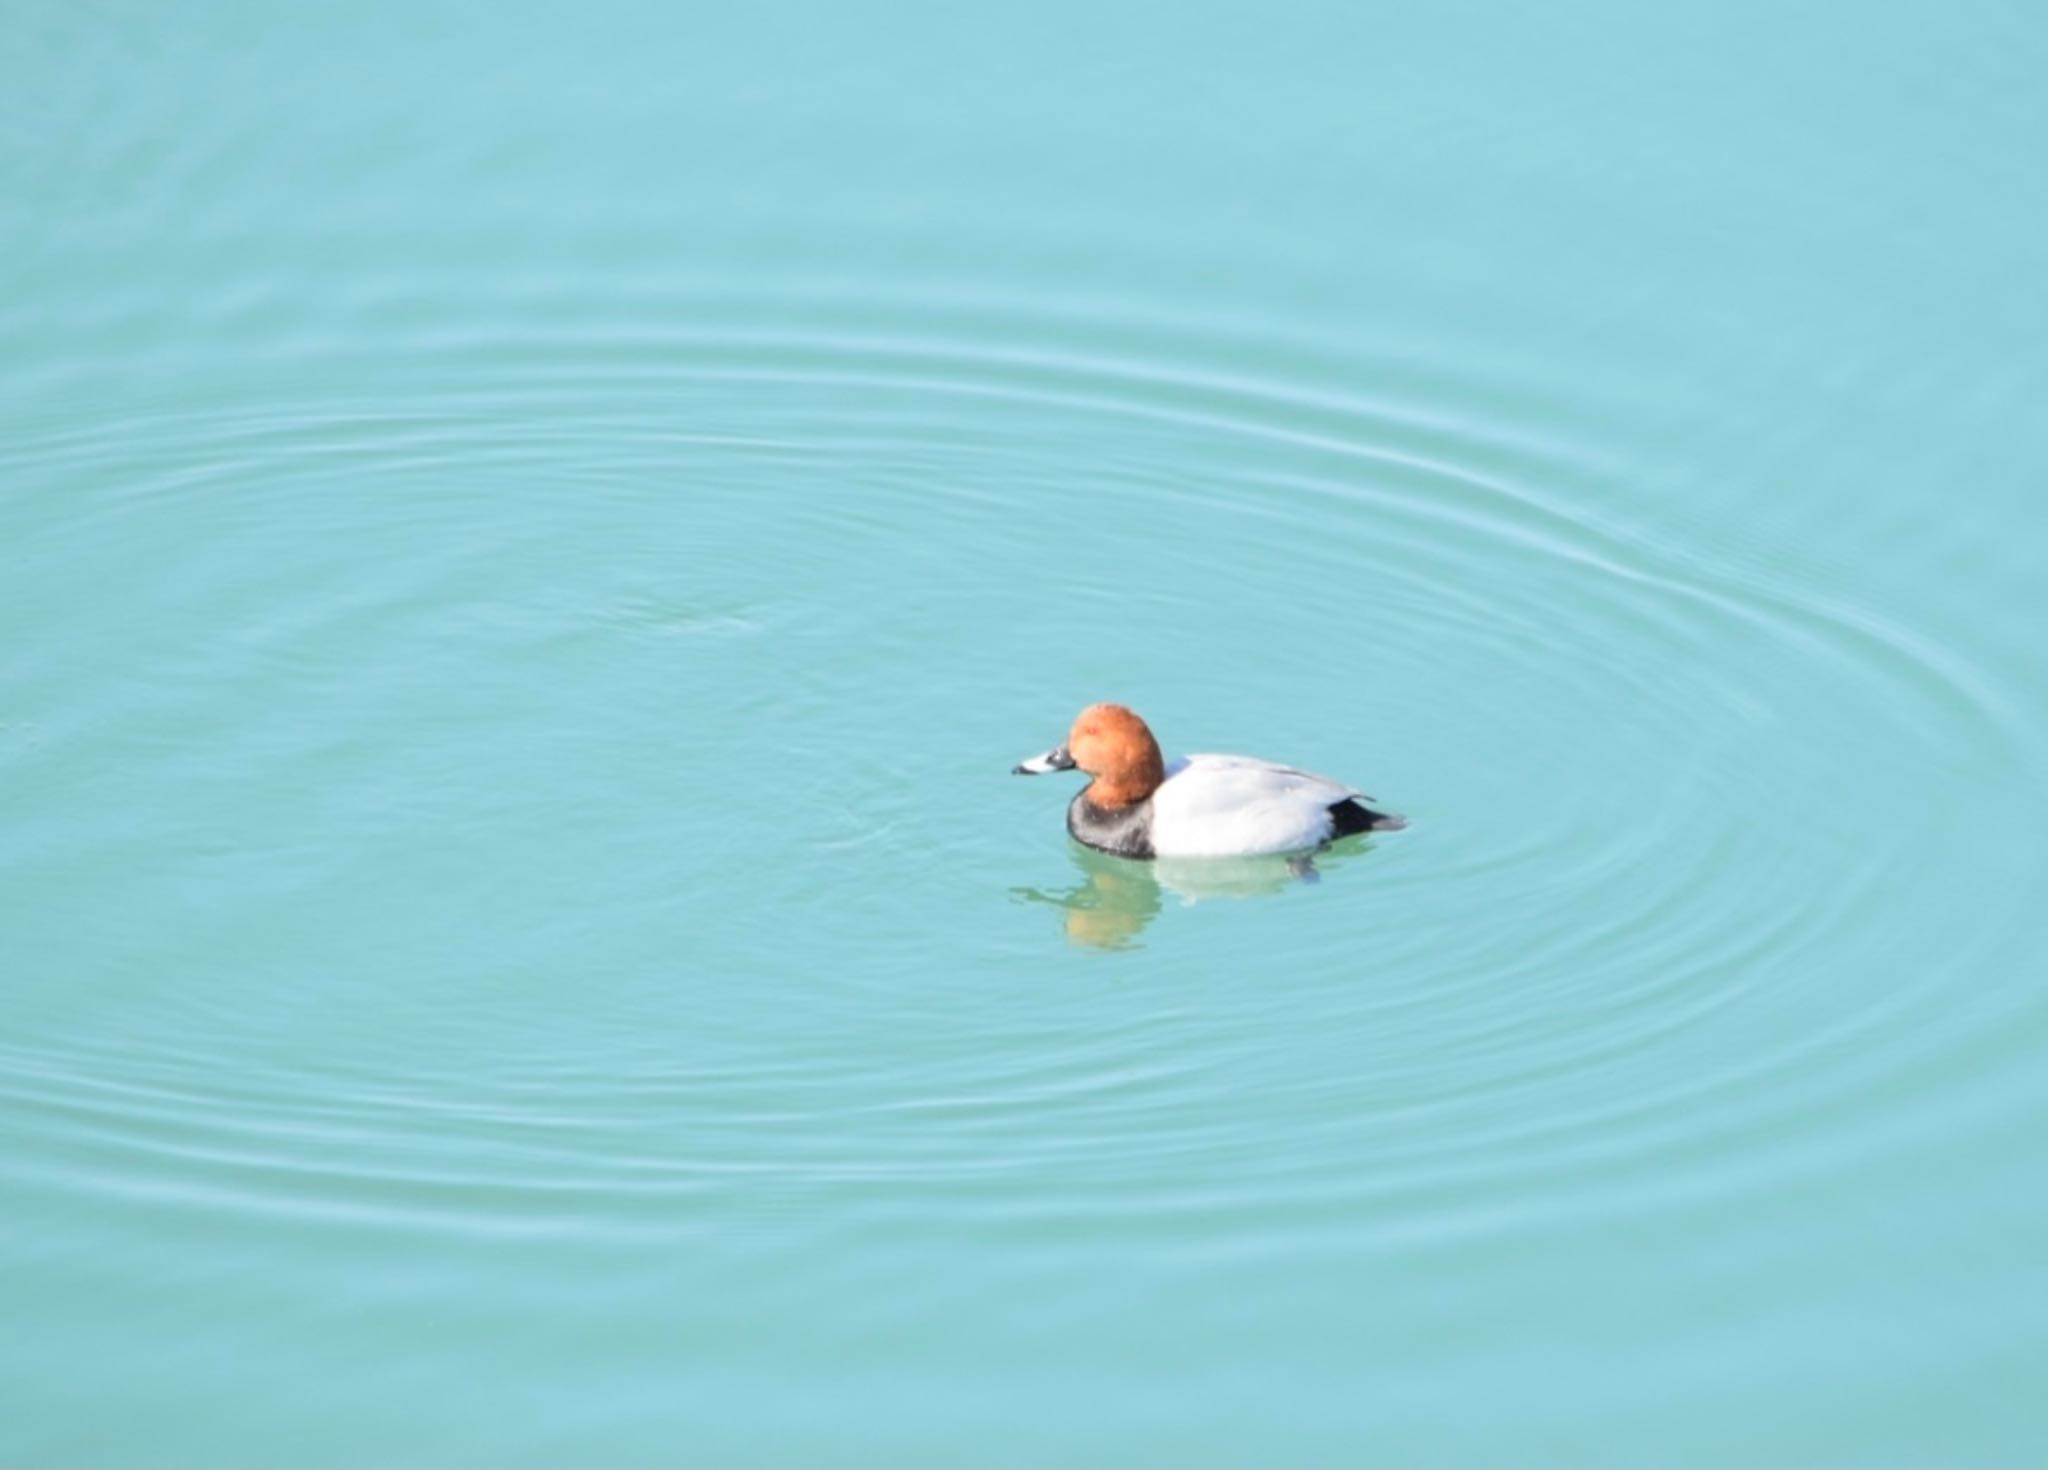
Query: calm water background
xmin=5 ymin=3 xmax=2047 ymax=1463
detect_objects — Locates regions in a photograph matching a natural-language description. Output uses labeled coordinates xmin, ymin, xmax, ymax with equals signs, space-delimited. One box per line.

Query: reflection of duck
xmin=1014 ymin=703 xmax=1405 ymax=858
xmin=1012 ymin=841 xmax=1372 ymax=950
xmin=1012 ymin=845 xmax=1166 ymax=950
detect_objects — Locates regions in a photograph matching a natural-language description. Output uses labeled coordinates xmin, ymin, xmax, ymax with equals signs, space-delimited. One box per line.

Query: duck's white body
xmin=1149 ymin=753 xmax=1372 ymax=857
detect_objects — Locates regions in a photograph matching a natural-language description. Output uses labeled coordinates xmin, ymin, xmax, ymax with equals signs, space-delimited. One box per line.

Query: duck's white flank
xmin=1148 ymin=753 xmax=1365 ymax=858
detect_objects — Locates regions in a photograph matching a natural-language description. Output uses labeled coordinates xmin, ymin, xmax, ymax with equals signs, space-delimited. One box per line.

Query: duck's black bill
xmin=1013 ymin=745 xmax=1077 ymax=775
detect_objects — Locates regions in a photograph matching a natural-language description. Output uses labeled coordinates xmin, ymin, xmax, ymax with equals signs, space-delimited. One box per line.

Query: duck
xmin=1013 ymin=703 xmax=1405 ymax=859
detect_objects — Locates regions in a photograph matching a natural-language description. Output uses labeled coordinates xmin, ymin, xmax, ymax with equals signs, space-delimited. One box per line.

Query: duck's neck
xmin=1085 ymin=756 xmax=1164 ymax=810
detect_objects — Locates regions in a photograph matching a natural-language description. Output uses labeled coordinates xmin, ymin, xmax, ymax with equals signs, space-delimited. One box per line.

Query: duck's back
xmin=1147 ymin=753 xmax=1366 ymax=857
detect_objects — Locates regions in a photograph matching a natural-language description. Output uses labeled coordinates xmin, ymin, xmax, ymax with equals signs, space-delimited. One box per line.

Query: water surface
xmin=5 ymin=3 xmax=2047 ymax=1463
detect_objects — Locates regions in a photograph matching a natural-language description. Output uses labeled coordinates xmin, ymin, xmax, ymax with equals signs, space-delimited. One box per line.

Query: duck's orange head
xmin=1012 ymin=702 xmax=1166 ymax=808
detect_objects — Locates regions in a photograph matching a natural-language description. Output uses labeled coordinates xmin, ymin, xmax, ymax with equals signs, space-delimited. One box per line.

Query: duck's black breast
xmin=1067 ymin=793 xmax=1156 ymax=859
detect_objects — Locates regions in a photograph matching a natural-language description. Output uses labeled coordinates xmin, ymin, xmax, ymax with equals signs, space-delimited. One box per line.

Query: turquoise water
xmin=6 ymin=2 xmax=2047 ymax=1462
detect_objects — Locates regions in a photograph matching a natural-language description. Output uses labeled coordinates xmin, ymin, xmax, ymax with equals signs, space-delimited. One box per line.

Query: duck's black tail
xmin=1328 ymin=797 xmax=1407 ymax=836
